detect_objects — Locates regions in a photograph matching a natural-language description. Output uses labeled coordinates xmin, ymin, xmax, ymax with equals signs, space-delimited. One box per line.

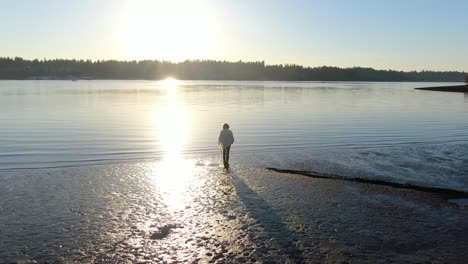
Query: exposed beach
xmin=1 ymin=159 xmax=466 ymax=263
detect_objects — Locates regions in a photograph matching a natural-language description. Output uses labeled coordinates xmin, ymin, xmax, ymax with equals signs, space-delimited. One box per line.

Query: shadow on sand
xmin=227 ymin=168 xmax=305 ymax=262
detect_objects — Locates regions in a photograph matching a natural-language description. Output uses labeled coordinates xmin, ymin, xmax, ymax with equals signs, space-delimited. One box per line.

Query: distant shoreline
xmin=1 ymin=57 xmax=467 ymax=82
xmin=415 ymin=85 xmax=468 ymax=92
xmin=0 ymin=78 xmax=465 ymax=83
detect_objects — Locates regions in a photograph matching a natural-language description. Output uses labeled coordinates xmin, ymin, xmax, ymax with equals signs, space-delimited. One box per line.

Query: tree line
xmin=0 ymin=57 xmax=466 ymax=82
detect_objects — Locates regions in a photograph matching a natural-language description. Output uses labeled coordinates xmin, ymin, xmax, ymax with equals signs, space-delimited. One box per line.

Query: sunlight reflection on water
xmin=158 ymin=78 xmax=189 ymax=155
xmin=153 ymin=79 xmax=194 ymax=211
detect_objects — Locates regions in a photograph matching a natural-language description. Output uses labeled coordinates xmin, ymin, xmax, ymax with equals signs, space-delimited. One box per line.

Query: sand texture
xmin=0 ymin=159 xmax=467 ymax=263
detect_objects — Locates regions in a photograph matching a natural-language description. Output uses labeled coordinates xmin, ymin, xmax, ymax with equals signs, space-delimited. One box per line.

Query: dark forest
xmin=1 ymin=57 xmax=465 ymax=82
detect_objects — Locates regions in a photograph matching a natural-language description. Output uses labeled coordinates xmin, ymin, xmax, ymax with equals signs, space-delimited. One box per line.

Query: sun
xmin=120 ymin=0 xmax=218 ymax=61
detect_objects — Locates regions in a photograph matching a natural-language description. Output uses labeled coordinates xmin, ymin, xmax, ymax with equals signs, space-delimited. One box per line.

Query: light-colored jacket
xmin=218 ymin=129 xmax=234 ymax=149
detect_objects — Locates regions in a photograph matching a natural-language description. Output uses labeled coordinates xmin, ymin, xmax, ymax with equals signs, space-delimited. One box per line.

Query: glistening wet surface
xmin=1 ymin=80 xmax=468 ymax=192
xmin=1 ymin=159 xmax=466 ymax=263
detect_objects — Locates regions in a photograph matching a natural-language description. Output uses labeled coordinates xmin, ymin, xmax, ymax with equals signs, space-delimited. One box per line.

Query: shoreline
xmin=0 ymin=79 xmax=465 ymax=83
xmin=415 ymin=84 xmax=468 ymax=92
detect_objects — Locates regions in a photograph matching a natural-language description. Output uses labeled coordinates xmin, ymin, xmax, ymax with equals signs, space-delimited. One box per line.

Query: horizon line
xmin=2 ymin=56 xmax=467 ymax=74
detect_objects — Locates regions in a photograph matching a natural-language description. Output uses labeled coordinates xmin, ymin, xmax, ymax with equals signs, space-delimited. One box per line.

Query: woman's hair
xmin=223 ymin=123 xmax=230 ymax=129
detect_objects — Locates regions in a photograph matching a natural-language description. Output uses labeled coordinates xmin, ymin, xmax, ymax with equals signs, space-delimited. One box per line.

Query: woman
xmin=218 ymin=123 xmax=234 ymax=169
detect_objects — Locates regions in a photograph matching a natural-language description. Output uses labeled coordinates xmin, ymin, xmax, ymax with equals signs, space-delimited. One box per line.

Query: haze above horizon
xmin=1 ymin=0 xmax=467 ymax=71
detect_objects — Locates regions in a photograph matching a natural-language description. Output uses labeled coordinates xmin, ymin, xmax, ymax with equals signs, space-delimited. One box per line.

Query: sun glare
xmin=121 ymin=0 xmax=218 ymax=61
xmin=162 ymin=77 xmax=179 ymax=90
xmin=156 ymin=78 xmax=187 ymax=159
xmin=151 ymin=156 xmax=194 ymax=211
xmin=152 ymin=77 xmax=193 ymax=210
xmin=157 ymin=106 xmax=188 ymax=158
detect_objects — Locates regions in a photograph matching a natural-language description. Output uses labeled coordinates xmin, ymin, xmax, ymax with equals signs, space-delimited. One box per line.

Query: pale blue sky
xmin=1 ymin=0 xmax=467 ymax=71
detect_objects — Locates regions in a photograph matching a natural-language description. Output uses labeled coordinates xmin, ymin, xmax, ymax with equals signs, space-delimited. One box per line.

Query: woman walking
xmin=218 ymin=123 xmax=234 ymax=169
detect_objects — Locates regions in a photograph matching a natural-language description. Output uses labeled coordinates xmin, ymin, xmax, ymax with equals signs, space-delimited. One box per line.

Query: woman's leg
xmin=226 ymin=146 xmax=231 ymax=164
xmin=222 ymin=148 xmax=226 ymax=164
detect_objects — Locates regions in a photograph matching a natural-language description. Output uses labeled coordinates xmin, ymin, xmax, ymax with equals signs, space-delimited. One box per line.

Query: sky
xmin=1 ymin=0 xmax=467 ymax=71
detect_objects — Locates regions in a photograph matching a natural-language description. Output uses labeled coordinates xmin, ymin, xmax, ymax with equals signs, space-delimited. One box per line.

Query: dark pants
xmin=223 ymin=146 xmax=231 ymax=167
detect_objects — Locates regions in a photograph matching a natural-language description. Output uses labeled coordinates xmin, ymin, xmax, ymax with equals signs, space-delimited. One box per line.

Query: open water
xmin=1 ymin=80 xmax=467 ymax=190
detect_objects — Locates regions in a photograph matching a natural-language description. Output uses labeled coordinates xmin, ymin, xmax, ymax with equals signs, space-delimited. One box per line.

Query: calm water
xmin=1 ymin=80 xmax=467 ymax=190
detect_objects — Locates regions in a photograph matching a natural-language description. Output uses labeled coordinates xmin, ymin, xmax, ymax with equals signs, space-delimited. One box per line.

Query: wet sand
xmin=0 ymin=159 xmax=467 ymax=263
xmin=415 ymin=85 xmax=468 ymax=93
